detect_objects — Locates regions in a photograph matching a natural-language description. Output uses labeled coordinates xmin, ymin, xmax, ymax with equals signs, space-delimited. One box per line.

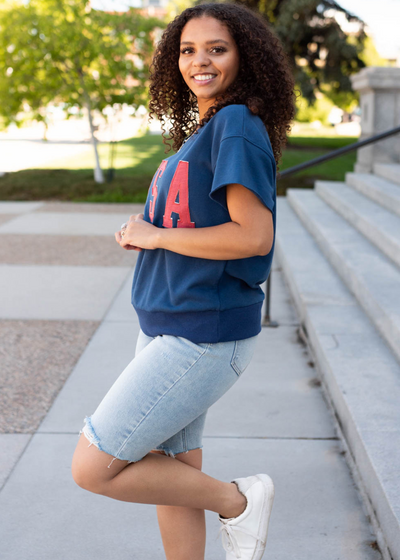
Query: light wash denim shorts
xmin=79 ymin=328 xmax=259 ymax=469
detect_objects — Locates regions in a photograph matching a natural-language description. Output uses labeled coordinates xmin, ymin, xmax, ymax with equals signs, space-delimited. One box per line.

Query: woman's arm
xmin=117 ymin=184 xmax=274 ymax=260
xmin=158 ymin=221 xmax=257 ymax=260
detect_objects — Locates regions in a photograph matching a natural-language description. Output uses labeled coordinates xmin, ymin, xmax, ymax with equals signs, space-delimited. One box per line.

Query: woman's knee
xmin=71 ymin=456 xmax=99 ymax=492
xmin=71 ymin=461 xmax=98 ymax=492
xmin=71 ymin=433 xmax=129 ymax=492
xmin=71 ymin=449 xmax=101 ymax=492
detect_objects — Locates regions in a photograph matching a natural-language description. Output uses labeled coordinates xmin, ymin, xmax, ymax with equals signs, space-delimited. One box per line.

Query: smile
xmin=192 ymin=74 xmax=217 ymax=85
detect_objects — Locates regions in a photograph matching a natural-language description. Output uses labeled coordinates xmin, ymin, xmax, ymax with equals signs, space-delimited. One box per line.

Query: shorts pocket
xmin=230 ymin=335 xmax=259 ymax=377
xmin=174 ymin=336 xmax=212 ymax=355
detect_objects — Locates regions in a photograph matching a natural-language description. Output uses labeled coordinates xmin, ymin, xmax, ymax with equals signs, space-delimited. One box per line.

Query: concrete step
xmin=315 ymin=180 xmax=400 ymax=268
xmin=286 ymin=188 xmax=400 ymax=363
xmin=345 ymin=172 xmax=400 ymax=217
xmin=373 ymin=163 xmax=400 ymax=186
xmin=275 ymin=196 xmax=400 ymax=560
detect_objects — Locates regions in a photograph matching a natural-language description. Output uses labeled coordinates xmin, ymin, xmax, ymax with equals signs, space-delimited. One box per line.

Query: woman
xmin=71 ymin=3 xmax=296 ymax=559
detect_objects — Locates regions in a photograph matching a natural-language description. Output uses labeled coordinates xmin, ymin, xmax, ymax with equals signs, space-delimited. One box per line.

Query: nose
xmin=192 ymin=49 xmax=211 ymax=69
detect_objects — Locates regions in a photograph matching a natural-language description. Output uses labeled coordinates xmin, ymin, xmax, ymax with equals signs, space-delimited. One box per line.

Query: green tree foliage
xmin=166 ymin=0 xmax=195 ymax=20
xmin=226 ymin=0 xmax=368 ymax=112
xmin=295 ymin=92 xmax=334 ymax=124
xmin=0 ymin=0 xmax=165 ymax=182
xmin=358 ymin=33 xmax=389 ymax=68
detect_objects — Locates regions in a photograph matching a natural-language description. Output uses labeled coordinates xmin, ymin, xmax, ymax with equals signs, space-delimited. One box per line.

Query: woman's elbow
xmin=258 ymin=234 xmax=274 ymax=257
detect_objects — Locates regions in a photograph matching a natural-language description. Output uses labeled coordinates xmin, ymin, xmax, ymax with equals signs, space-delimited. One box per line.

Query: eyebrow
xmin=180 ymin=39 xmax=230 ymax=46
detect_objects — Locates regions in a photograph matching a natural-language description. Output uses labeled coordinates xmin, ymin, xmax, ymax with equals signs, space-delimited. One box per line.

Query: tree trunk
xmin=77 ymin=69 xmax=104 ymax=183
xmin=86 ymin=100 xmax=104 ymax=183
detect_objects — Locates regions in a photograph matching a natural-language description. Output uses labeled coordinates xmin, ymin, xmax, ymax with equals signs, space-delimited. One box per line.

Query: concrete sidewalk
xmin=0 ymin=200 xmax=381 ymax=559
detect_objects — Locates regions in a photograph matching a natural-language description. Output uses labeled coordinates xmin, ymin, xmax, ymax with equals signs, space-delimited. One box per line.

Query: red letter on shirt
xmin=163 ymin=161 xmax=196 ymax=228
xmin=149 ymin=160 xmax=167 ymax=223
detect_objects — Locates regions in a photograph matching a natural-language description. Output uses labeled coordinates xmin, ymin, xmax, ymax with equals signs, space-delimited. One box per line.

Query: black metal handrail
xmin=279 ymin=124 xmax=400 ymax=178
xmin=263 ymin=124 xmax=400 ymax=327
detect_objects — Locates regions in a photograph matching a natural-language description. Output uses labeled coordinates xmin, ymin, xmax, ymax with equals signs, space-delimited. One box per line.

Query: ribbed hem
xmin=133 ymin=301 xmax=263 ymax=343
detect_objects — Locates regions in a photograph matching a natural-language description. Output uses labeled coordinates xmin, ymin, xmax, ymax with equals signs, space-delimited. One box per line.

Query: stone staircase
xmin=275 ymin=163 xmax=400 ymax=560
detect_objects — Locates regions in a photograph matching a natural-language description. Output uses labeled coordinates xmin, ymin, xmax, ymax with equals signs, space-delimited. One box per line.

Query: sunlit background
xmin=1 ymin=0 xmax=399 ymax=194
xmin=91 ymin=0 xmax=400 ymax=60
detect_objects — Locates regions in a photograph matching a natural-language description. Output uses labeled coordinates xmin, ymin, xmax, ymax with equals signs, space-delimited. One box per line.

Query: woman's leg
xmin=151 ymin=448 xmax=206 ymax=560
xmin=72 ymin=332 xmax=258 ymax=544
xmin=72 ymin=433 xmax=246 ymax=520
xmin=148 ymin=411 xmax=209 ymax=560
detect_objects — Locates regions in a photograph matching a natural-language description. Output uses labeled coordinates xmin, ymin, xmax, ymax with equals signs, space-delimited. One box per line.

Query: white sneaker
xmin=217 ymin=474 xmax=275 ymax=559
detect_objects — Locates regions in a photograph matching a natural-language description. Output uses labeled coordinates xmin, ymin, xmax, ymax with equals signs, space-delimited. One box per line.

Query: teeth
xmin=193 ymin=74 xmax=216 ymax=81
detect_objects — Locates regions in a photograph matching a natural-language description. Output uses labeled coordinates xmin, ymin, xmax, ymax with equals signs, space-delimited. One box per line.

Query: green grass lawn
xmin=0 ymin=131 xmax=358 ymax=202
xmin=278 ymin=135 xmax=358 ymax=195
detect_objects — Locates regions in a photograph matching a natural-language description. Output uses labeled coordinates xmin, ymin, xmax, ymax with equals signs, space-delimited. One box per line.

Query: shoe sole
xmin=252 ymin=474 xmax=275 ymax=560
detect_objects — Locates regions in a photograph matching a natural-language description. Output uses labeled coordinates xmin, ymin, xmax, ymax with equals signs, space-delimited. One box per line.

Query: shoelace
xmin=216 ymin=520 xmax=266 ymax=559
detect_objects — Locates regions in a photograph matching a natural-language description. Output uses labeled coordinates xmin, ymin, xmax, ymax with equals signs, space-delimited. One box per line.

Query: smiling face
xmin=179 ymin=15 xmax=240 ymax=120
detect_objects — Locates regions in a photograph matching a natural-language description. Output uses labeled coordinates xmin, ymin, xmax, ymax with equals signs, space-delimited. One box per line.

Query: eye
xmin=179 ymin=46 xmax=227 ymax=54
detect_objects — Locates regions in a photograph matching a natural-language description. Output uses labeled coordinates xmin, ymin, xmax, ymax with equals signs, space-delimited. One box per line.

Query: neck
xmin=198 ymin=97 xmax=216 ymax=121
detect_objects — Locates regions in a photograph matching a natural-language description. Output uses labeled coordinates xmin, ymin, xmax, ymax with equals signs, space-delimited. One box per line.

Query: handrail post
xmin=350 ymin=67 xmax=400 ymax=172
xmin=262 ymin=272 xmax=279 ymax=328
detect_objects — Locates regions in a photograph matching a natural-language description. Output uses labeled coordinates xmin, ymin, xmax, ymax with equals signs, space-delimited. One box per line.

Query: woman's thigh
xmin=135 ymin=329 xmax=208 ymax=459
xmin=78 ymin=329 xmax=259 ymax=469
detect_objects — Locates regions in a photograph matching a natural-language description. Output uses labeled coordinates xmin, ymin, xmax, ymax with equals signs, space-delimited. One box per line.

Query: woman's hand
xmin=115 ymin=213 xmax=159 ymax=251
xmin=114 ymin=229 xmax=142 ymax=251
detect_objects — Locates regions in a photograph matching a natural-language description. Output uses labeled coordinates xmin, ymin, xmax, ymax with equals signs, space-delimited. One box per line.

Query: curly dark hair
xmin=148 ymin=1 xmax=297 ymax=173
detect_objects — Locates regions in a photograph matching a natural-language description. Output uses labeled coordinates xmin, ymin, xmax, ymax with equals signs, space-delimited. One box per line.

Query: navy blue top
xmin=131 ymin=104 xmax=277 ymax=343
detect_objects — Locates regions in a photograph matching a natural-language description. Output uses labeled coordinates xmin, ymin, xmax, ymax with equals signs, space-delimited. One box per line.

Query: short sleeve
xmin=209 ymin=136 xmax=276 ymax=213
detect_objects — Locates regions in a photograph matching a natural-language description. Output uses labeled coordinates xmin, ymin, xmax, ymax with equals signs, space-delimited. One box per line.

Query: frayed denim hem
xmin=152 ymin=445 xmax=204 ymax=459
xmin=79 ymin=416 xmax=204 ymax=467
xmin=79 ymin=416 xmax=138 ymax=469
